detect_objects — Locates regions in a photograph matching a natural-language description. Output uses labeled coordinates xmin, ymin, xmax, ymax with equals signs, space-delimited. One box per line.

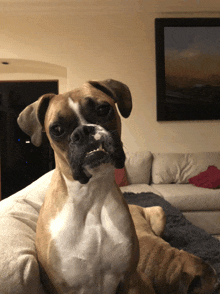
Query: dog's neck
xmin=48 ymin=165 xmax=132 ymax=293
xmin=57 ymin=163 xmax=117 ymax=211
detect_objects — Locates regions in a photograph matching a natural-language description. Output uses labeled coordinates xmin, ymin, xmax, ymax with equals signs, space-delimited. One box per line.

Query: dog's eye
xmin=50 ymin=124 xmax=65 ymax=137
xmin=97 ymin=104 xmax=111 ymax=117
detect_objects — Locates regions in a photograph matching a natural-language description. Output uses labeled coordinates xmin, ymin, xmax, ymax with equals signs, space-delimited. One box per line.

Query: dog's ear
xmin=88 ymin=79 xmax=132 ymax=118
xmin=17 ymin=93 xmax=55 ymax=147
xmin=143 ymin=206 xmax=166 ymax=237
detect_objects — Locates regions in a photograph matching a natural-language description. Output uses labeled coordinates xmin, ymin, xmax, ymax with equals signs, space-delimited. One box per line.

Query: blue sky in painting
xmin=165 ymin=27 xmax=220 ymax=55
xmin=164 ymin=26 xmax=220 ymax=88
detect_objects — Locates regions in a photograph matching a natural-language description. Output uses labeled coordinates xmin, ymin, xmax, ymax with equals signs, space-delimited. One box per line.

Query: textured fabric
xmin=0 ymin=171 xmax=53 ymax=294
xmin=152 ymin=152 xmax=220 ymax=184
xmin=114 ymin=168 xmax=129 ymax=187
xmin=188 ymin=165 xmax=220 ymax=188
xmin=151 ymin=183 xmax=220 ymax=211
xmin=123 ymin=192 xmax=220 ymax=283
xmin=125 ymin=151 xmax=152 ymax=184
xmin=183 ymin=211 xmax=220 ymax=235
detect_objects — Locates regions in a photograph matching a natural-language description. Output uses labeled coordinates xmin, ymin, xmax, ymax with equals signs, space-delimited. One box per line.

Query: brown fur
xmin=17 ymin=80 xmax=139 ymax=294
xmin=128 ymin=205 xmax=218 ymax=294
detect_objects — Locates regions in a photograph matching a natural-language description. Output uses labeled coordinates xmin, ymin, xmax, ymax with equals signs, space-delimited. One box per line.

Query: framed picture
xmin=155 ymin=18 xmax=220 ymax=121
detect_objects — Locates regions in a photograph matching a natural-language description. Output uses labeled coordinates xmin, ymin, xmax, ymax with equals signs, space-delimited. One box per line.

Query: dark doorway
xmin=0 ymin=80 xmax=58 ymax=199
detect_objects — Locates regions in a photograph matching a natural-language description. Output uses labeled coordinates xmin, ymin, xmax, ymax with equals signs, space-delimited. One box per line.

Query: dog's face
xmin=17 ymin=79 xmax=132 ymax=184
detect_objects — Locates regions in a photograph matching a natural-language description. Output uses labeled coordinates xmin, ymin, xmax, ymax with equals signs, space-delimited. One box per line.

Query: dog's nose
xmin=71 ymin=125 xmax=95 ymax=144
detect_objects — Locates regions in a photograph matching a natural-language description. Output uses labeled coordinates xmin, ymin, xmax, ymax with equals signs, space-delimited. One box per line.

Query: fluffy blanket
xmin=123 ymin=192 xmax=220 ymax=281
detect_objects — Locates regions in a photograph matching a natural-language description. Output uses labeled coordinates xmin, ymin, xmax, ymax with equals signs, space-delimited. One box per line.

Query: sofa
xmin=121 ymin=151 xmax=220 ymax=239
xmin=0 ymin=150 xmax=220 ymax=293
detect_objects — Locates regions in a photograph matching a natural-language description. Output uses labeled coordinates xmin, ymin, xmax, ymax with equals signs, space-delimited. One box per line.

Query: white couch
xmin=0 ymin=150 xmax=220 ymax=293
xmin=122 ymin=151 xmax=220 ymax=239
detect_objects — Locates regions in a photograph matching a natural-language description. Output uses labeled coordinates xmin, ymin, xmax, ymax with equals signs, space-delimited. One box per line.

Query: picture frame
xmin=155 ymin=18 xmax=220 ymax=121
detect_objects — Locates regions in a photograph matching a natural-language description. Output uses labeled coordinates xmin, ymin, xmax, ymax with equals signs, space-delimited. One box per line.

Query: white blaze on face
xmin=68 ymin=97 xmax=87 ymax=125
xmin=68 ymin=97 xmax=109 ymax=141
xmin=94 ymin=133 xmax=101 ymax=141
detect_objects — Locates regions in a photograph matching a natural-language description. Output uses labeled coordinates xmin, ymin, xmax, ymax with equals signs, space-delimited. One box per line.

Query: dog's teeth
xmin=98 ymin=144 xmax=106 ymax=152
xmin=98 ymin=144 xmax=103 ymax=151
xmin=86 ymin=144 xmax=106 ymax=155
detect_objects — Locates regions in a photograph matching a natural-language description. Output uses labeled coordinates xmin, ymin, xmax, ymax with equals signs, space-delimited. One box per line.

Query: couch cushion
xmin=183 ymin=211 xmax=220 ymax=235
xmin=0 ymin=171 xmax=53 ymax=294
xmin=114 ymin=168 xmax=129 ymax=187
xmin=125 ymin=151 xmax=152 ymax=185
xmin=120 ymin=184 xmax=163 ymax=196
xmin=152 ymin=152 xmax=220 ymax=184
xmin=188 ymin=165 xmax=220 ymax=188
xmin=151 ymin=183 xmax=220 ymax=211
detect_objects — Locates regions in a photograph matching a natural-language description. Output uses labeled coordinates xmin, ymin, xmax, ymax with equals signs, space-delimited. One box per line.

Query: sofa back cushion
xmin=125 ymin=151 xmax=152 ymax=184
xmin=152 ymin=152 xmax=220 ymax=184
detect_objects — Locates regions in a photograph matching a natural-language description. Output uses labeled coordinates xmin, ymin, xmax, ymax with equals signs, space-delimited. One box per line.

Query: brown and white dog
xmin=17 ymin=79 xmax=139 ymax=294
xmin=128 ymin=204 xmax=218 ymax=294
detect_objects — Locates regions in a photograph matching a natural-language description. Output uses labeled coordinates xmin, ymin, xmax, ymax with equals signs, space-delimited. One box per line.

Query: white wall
xmin=1 ymin=0 xmax=220 ymax=153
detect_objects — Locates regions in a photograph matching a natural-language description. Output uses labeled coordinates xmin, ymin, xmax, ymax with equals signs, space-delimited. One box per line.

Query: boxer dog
xmin=128 ymin=205 xmax=218 ymax=294
xmin=17 ymin=79 xmax=139 ymax=294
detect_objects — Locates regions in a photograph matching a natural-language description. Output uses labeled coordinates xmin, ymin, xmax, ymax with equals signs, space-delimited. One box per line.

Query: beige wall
xmin=1 ymin=0 xmax=220 ymax=153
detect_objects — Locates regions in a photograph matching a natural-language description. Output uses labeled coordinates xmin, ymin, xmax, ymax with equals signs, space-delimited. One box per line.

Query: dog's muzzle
xmin=68 ymin=125 xmax=125 ymax=184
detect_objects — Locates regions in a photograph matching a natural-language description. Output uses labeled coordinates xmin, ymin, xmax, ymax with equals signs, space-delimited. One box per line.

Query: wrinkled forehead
xmin=68 ymin=83 xmax=115 ymax=105
xmin=45 ymin=83 xmax=116 ymax=121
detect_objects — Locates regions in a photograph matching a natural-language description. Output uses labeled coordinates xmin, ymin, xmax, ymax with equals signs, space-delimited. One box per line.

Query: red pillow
xmin=188 ymin=165 xmax=220 ymax=188
xmin=114 ymin=168 xmax=129 ymax=187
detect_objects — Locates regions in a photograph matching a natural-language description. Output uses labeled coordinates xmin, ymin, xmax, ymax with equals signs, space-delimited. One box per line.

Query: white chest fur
xmin=49 ymin=171 xmax=133 ymax=294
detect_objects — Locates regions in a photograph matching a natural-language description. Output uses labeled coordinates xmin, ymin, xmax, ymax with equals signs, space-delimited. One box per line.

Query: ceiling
xmin=0 ymin=0 xmax=142 ymax=16
xmin=1 ymin=0 xmax=220 ymax=18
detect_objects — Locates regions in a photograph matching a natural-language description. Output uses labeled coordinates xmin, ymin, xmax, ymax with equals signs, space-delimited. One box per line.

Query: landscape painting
xmin=155 ymin=18 xmax=220 ymax=121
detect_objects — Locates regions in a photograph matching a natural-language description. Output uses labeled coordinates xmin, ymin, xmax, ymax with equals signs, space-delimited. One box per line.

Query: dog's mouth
xmin=85 ymin=143 xmax=107 ymax=157
xmin=70 ymin=141 xmax=113 ymax=184
xmin=68 ymin=126 xmax=125 ymax=184
xmin=84 ymin=142 xmax=111 ymax=168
